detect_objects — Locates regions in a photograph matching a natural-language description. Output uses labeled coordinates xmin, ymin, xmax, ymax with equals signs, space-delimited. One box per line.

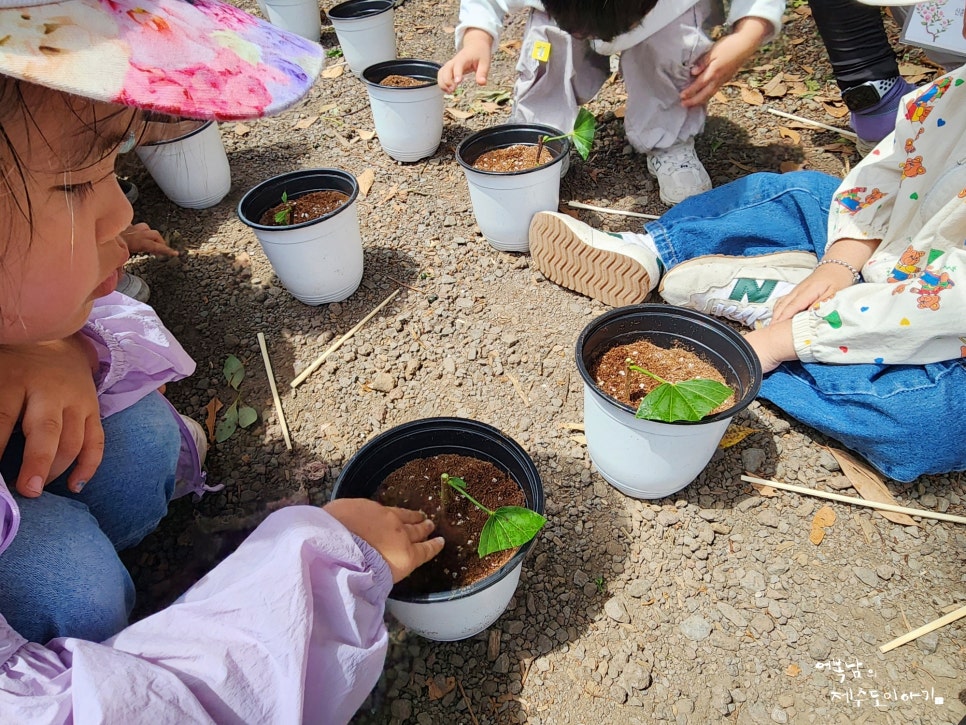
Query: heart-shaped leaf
xmin=571 ymin=107 xmax=597 ymax=160
xmin=223 ymin=355 xmax=244 ymax=390
xmin=478 ymin=506 xmax=547 ymax=557
xmin=634 ymin=378 xmax=733 ymax=422
xmin=216 ymin=401 xmax=239 ymax=442
xmin=238 ymin=405 xmax=258 ymax=428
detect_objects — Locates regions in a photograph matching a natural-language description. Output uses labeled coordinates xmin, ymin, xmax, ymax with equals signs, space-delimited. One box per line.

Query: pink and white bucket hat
xmin=0 ymin=0 xmax=325 ymax=119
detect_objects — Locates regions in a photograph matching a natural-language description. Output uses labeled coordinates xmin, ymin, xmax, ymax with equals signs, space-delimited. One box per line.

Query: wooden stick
xmin=456 ymin=680 xmax=480 ymax=725
xmin=764 ymin=107 xmax=858 ymax=139
xmin=740 ymin=475 xmax=966 ymax=525
xmin=879 ymin=604 xmax=966 ymax=653
xmin=567 ymin=200 xmax=660 ymax=220
xmin=257 ymin=332 xmax=292 ymax=451
xmin=290 ymin=289 xmax=400 ymax=388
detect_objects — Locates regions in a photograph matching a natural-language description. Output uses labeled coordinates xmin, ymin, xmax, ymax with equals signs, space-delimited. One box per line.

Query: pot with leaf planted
xmin=576 ymin=304 xmax=762 ymax=499
xmin=332 ymin=417 xmax=546 ymax=641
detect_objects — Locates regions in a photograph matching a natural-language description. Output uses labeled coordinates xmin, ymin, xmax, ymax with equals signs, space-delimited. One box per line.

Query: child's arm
xmin=439 ymin=27 xmax=496 ymax=92
xmin=0 ymin=505 xmax=443 ymax=723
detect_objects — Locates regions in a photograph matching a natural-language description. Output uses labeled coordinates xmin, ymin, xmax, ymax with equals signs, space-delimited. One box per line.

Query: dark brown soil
xmin=374 ymin=453 xmax=525 ymax=595
xmin=472 ymin=143 xmax=555 ymax=172
xmin=379 ymin=74 xmax=429 ymax=87
xmin=591 ymin=339 xmax=735 ymax=413
xmin=258 ymin=190 xmax=349 ymax=226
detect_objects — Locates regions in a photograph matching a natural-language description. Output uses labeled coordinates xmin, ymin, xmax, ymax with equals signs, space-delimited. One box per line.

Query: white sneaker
xmin=528 ymin=212 xmax=660 ymax=307
xmin=646 ymin=141 xmax=712 ymax=206
xmin=180 ymin=415 xmax=208 ymax=467
xmin=658 ymin=252 xmax=817 ymax=327
xmin=115 ymin=271 xmax=151 ymax=303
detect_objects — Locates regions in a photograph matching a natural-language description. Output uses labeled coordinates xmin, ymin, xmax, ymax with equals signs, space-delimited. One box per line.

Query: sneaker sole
xmin=529 ymin=214 xmax=651 ymax=307
xmin=658 ymin=252 xmax=817 ymax=306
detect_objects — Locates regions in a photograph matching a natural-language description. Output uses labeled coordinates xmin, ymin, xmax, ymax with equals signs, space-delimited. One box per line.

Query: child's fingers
xmin=66 ymin=415 xmax=106 ymax=493
xmin=405 ymin=517 xmax=436 ymax=542
xmin=413 ymin=536 xmax=445 ymax=566
xmin=475 ymin=56 xmax=490 ymax=86
xmin=387 ymin=506 xmax=428 ymax=524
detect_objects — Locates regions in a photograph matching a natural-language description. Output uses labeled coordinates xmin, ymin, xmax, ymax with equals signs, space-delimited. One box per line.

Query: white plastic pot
xmin=362 ymin=59 xmax=443 ymax=162
xmin=237 ymin=169 xmax=364 ymax=306
xmin=456 ymin=124 xmax=569 ymax=253
xmin=577 ymin=305 xmax=763 ymax=499
xmin=135 ymin=121 xmax=231 ymax=209
xmin=327 ymin=0 xmax=396 ymax=76
xmin=262 ymin=0 xmax=322 ymax=42
xmin=332 ymin=418 xmax=545 ymax=642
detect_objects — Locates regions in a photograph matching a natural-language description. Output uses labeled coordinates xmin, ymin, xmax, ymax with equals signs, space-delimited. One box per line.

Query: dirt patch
xmin=471 ymin=144 xmax=555 ymax=172
xmin=258 ymin=190 xmax=349 ymax=226
xmin=379 ymin=74 xmax=429 ymax=87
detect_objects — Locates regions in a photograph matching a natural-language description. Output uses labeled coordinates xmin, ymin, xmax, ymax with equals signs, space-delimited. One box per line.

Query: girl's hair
xmin=541 ymin=0 xmax=661 ymax=41
xmin=0 ymin=77 xmax=144 ymax=237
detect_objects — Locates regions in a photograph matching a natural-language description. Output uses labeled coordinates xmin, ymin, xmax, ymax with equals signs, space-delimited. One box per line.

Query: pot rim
xmin=332 ymin=416 xmax=545 ymax=604
xmin=138 ymin=120 xmax=213 ymax=147
xmin=455 ymin=123 xmax=570 ymax=177
xmin=237 ymin=168 xmax=360 ymax=232
xmin=362 ymin=58 xmax=441 ymax=88
xmin=575 ymin=303 xmax=763 ymax=425
xmin=327 ymin=0 xmax=393 ymax=20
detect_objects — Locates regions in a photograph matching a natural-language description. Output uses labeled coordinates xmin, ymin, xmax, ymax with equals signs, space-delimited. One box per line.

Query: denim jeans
xmin=645 ymin=171 xmax=966 ymax=482
xmin=0 ymin=391 xmax=180 ymax=643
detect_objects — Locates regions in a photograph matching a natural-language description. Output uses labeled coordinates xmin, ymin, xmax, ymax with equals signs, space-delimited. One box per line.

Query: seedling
xmin=273 ymin=190 xmax=293 ymax=225
xmin=440 ymin=473 xmax=546 ymax=558
xmin=216 ymin=354 xmax=259 ymax=442
xmin=325 ymin=47 xmax=344 ymax=58
xmin=626 ymin=359 xmax=733 ymax=423
xmin=595 ymin=576 xmax=607 ymax=594
xmin=536 ymin=107 xmax=597 ymax=161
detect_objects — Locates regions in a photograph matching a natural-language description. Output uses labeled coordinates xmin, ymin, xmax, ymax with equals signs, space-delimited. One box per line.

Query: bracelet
xmin=817 ymin=258 xmax=860 ymax=283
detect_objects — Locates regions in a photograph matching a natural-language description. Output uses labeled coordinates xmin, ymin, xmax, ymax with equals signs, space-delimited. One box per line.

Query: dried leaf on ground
xmin=569 ymin=434 xmax=587 ymax=445
xmin=446 ymin=107 xmax=475 ymax=120
xmin=740 ymin=87 xmax=764 ymax=106
xmin=234 ymin=123 xmax=251 ymax=136
xmin=779 ymin=127 xmax=802 ymax=144
xmin=719 ymin=424 xmax=759 ymax=448
xmin=899 ymin=62 xmax=934 ymax=76
xmin=786 ymin=664 xmax=802 ymax=677
xmin=751 ymin=482 xmax=779 ymax=498
xmin=729 ymin=158 xmax=756 ymax=172
xmin=824 ymin=446 xmax=918 ymax=526
xmin=317 ymin=103 xmax=338 ymax=114
xmin=780 ymin=160 xmax=806 ymax=173
xmin=426 ymin=675 xmax=456 ymax=700
xmin=294 ymin=116 xmax=319 ymax=130
xmin=822 ymin=102 xmax=849 ymax=118
xmin=205 ymin=398 xmax=223 ymax=440
xmin=809 ymin=505 xmax=836 ymax=545
xmin=356 ymin=129 xmax=376 ymax=141
xmin=322 ymin=64 xmax=344 ymax=79
xmin=499 ymin=39 xmax=522 ymax=52
xmin=357 ymin=168 xmax=375 ymax=197
xmin=614 ymin=105 xmax=627 ymax=118
xmin=762 ymin=73 xmax=787 ymax=97
xmin=712 ymin=91 xmax=728 ymax=104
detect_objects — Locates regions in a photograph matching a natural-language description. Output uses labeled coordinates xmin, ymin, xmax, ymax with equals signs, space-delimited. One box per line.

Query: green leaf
xmin=571 ymin=107 xmax=597 ymax=160
xmin=237 ymin=405 xmax=258 ymax=428
xmin=634 ymin=378 xmax=733 ymax=423
xmin=325 ymin=47 xmax=343 ymax=58
xmin=444 ymin=475 xmax=468 ymax=494
xmin=215 ymin=402 xmax=238 ymax=442
xmin=478 ymin=506 xmax=546 ymax=557
xmin=223 ymin=355 xmax=244 ymax=389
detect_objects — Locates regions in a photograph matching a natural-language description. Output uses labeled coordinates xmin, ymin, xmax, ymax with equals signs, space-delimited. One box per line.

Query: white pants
xmin=508 ymin=2 xmax=715 ymax=154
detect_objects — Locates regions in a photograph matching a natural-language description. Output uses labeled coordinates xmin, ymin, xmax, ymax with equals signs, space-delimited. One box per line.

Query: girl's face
xmin=0 ymin=83 xmax=137 ymax=345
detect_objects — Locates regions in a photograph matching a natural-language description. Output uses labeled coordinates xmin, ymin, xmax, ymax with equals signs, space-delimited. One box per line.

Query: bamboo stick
xmin=567 ymin=201 xmax=660 ymax=219
xmin=290 ymin=289 xmax=400 ymax=388
xmin=256 ymin=332 xmax=292 ymax=451
xmin=764 ymin=107 xmax=858 ymax=139
xmin=740 ymin=475 xmax=966 ymax=525
xmin=879 ymin=604 xmax=966 ymax=653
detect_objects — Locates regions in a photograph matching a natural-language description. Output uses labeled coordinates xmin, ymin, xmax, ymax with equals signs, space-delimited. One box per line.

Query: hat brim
xmin=855 ymin=0 xmax=923 ymax=5
xmin=0 ymin=0 xmax=324 ymax=120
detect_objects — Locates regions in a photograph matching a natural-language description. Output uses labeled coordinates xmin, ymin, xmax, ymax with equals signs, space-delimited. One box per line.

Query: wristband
xmin=817 ymin=258 xmax=860 ymax=283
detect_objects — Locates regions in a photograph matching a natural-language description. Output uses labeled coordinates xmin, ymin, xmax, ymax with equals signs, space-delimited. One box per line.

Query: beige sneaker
xmin=528 ymin=212 xmax=659 ymax=307
xmin=646 ymin=141 xmax=712 ymax=206
xmin=658 ymin=252 xmax=817 ymax=327
xmin=180 ymin=415 xmax=208 ymax=467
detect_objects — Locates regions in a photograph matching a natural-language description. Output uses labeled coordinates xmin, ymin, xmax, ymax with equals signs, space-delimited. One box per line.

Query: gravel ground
xmin=118 ymin=0 xmax=965 ymax=722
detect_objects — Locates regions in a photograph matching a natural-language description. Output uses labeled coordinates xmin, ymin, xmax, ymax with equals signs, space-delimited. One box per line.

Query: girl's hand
xmin=120 ymin=223 xmax=178 ymax=258
xmin=772 ymin=264 xmax=855 ymax=323
xmin=438 ymin=29 xmax=494 ymax=93
xmin=745 ymin=320 xmax=797 ymax=374
xmin=680 ymin=17 xmax=771 ymax=108
xmin=0 ymin=334 xmax=104 ymax=496
xmin=324 ymin=499 xmax=445 ymax=583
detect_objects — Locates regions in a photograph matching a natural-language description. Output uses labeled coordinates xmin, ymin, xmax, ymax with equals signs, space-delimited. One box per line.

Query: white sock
xmin=617 ymin=232 xmax=660 ymax=259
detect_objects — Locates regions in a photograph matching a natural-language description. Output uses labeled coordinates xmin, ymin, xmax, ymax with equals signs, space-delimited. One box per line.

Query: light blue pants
xmin=0 ymin=391 xmax=180 ymax=643
xmin=645 ymin=171 xmax=966 ymax=482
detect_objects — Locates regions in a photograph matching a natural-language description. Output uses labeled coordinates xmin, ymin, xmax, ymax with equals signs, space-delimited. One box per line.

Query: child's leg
xmin=0 ymin=390 xmax=180 ymax=642
xmin=508 ymin=9 xmax=610 ymax=134
xmin=760 ymin=359 xmax=966 ymax=482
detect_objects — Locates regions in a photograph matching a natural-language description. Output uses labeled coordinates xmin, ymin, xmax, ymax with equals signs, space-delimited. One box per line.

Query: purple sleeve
xmin=81 ymin=291 xmax=196 ymax=419
xmin=0 ymin=507 xmax=393 ymax=723
xmin=0 ymin=476 xmax=19 ymax=558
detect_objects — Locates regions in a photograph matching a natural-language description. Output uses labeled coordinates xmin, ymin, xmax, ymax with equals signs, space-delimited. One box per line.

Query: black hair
xmin=541 ymin=0 xmax=661 ymax=41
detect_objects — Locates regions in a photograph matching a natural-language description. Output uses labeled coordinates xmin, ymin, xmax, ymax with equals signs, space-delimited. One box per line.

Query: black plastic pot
xmin=332 ymin=417 xmax=544 ymax=604
xmin=362 ymin=58 xmax=440 ymax=87
xmin=577 ymin=304 xmax=762 ymax=423
xmin=327 ymin=0 xmax=392 ymax=20
xmin=455 ymin=123 xmax=570 ymax=176
xmin=237 ymin=168 xmax=359 ymax=232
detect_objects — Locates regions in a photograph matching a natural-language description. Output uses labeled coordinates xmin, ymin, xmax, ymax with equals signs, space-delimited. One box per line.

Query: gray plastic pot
xmin=577 ymin=304 xmax=762 ymax=499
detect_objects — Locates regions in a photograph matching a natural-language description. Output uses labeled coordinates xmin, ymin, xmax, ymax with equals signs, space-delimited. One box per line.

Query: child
xmin=0 ymin=0 xmax=443 ymax=719
xmin=527 ymin=69 xmax=966 ymax=482
xmin=439 ymin=0 xmax=783 ymax=205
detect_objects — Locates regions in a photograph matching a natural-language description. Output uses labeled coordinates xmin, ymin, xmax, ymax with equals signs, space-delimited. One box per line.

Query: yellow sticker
xmin=899 ymin=317 xmax=910 ymax=326
xmin=531 ymin=41 xmax=551 ymax=62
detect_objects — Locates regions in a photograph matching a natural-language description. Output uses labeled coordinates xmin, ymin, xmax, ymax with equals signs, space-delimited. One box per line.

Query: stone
xmin=717 ymin=602 xmax=749 ymax=628
xmin=679 ymin=615 xmax=712 ymax=641
xmin=604 ymin=597 xmax=630 ymax=623
xmin=852 ymin=567 xmax=878 ymax=588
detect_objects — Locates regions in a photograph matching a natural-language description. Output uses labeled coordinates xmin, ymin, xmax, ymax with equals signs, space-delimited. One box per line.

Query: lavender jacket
xmin=0 ymin=293 xmax=393 ymax=721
